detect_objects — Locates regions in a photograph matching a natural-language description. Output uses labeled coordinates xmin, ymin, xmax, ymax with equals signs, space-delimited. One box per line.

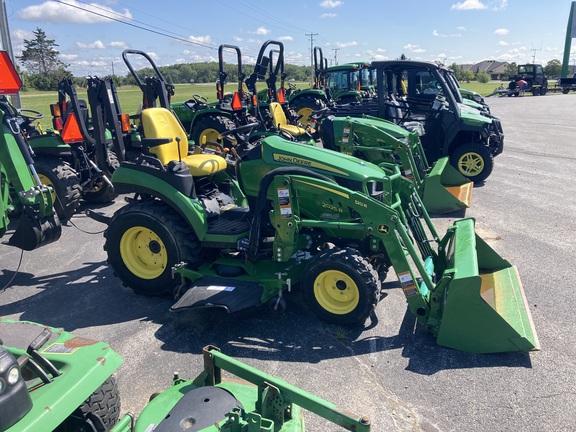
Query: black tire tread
xmin=104 ymin=200 xmax=201 ymax=295
xmin=78 ymin=376 xmax=121 ymax=428
xmin=34 ymin=156 xmax=82 ymax=221
xmin=191 ymin=115 xmax=236 ymax=147
xmin=303 ymin=247 xmax=379 ymax=325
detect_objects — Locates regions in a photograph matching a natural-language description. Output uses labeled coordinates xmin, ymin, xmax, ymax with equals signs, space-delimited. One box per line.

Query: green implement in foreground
xmin=111 ymin=345 xmax=371 ymax=432
xmin=0 ymin=319 xmax=122 ymax=431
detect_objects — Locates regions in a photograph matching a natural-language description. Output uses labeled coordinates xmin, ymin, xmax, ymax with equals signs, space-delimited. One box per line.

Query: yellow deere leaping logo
xmin=377 ymin=224 xmax=390 ymax=234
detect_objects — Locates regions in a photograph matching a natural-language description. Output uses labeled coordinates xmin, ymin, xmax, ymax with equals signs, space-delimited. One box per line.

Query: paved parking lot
xmin=1 ymin=93 xmax=576 ymax=431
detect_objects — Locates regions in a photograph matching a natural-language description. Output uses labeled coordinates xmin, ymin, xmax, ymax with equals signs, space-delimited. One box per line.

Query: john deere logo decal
xmin=377 ymin=224 xmax=389 ymax=234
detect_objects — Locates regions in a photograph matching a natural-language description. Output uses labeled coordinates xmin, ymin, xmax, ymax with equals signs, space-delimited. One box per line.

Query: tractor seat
xmin=269 ymin=102 xmax=307 ymax=137
xmin=140 ymin=107 xmax=227 ymax=176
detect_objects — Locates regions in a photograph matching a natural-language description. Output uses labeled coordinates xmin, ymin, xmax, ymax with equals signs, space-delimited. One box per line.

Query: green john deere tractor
xmin=98 ymin=97 xmax=538 ymax=353
xmin=0 ymin=318 xmax=122 ymax=431
xmin=111 ymin=345 xmax=371 ymax=432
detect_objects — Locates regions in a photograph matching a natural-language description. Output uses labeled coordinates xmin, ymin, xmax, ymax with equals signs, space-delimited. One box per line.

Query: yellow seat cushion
xmin=182 ymin=153 xmax=227 ymax=176
xmin=140 ymin=107 xmax=226 ymax=176
xmin=270 ymin=102 xmax=306 ymax=137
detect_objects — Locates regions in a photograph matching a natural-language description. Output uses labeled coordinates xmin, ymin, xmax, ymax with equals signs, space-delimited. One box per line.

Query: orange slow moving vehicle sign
xmin=60 ymin=112 xmax=85 ymax=143
xmin=0 ymin=51 xmax=23 ymax=94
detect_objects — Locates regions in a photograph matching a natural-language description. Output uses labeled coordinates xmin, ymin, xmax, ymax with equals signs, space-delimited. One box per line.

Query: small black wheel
xmin=302 ymin=247 xmax=379 ymax=325
xmin=268 ymin=296 xmax=287 ymax=313
xmin=83 ymin=151 xmax=119 ymax=203
xmin=34 ymin=156 xmax=82 ymax=221
xmin=57 ymin=376 xmax=121 ymax=430
xmin=450 ymin=142 xmax=494 ymax=183
xmin=104 ymin=200 xmax=201 ymax=295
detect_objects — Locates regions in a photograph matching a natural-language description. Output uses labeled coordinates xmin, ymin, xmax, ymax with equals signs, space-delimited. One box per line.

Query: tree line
xmin=17 ymin=28 xmax=568 ymax=91
xmin=17 ymin=28 xmax=313 ymax=91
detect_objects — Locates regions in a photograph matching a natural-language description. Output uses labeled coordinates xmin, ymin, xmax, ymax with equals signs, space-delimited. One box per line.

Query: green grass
xmin=18 ymin=81 xmax=312 ymax=131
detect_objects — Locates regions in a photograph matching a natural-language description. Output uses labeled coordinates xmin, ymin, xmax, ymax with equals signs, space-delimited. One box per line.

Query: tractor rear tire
xmin=450 ymin=142 xmax=494 ymax=184
xmin=104 ymin=200 xmax=201 ymax=296
xmin=191 ymin=115 xmax=236 ymax=148
xmin=302 ymin=247 xmax=379 ymax=325
xmin=289 ymin=95 xmax=327 ymax=127
xmin=83 ymin=151 xmax=119 ymax=203
xmin=34 ymin=156 xmax=82 ymax=221
xmin=57 ymin=376 xmax=120 ymax=431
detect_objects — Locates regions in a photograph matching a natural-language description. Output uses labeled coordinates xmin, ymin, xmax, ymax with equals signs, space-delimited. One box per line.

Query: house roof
xmin=463 ymin=60 xmax=509 ymax=74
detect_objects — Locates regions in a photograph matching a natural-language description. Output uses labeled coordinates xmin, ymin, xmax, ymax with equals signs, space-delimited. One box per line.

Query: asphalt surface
xmin=1 ymin=93 xmax=575 ymax=431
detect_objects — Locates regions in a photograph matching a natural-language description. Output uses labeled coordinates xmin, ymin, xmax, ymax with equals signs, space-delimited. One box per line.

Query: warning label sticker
xmin=43 ymin=343 xmax=76 ymax=354
xmin=277 ymin=188 xmax=293 ymax=218
xmin=398 ymin=271 xmax=418 ymax=296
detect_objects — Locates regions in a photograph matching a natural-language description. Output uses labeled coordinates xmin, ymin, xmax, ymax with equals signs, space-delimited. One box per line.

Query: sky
xmin=3 ymin=0 xmax=576 ymax=77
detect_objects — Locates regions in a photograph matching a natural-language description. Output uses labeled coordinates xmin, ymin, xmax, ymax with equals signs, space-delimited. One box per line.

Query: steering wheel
xmin=308 ymin=107 xmax=329 ymax=122
xmin=192 ymin=94 xmax=207 ymax=104
xmin=18 ymin=109 xmax=44 ymax=121
xmin=218 ymin=122 xmax=260 ymax=141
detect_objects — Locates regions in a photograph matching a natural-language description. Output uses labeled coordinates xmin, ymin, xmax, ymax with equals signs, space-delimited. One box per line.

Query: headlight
xmin=7 ymin=366 xmax=20 ymax=385
xmin=0 ymin=379 xmax=4 ymax=393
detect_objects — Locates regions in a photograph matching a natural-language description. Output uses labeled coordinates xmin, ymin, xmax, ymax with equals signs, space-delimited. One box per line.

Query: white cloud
xmin=17 ymin=1 xmax=132 ymax=24
xmin=76 ymin=40 xmax=106 ymax=49
xmin=110 ymin=41 xmax=129 ymax=49
xmin=320 ymin=0 xmax=343 ymax=8
xmin=59 ymin=53 xmax=78 ymax=61
xmin=335 ymin=41 xmax=358 ymax=49
xmin=404 ymin=44 xmax=426 ymax=53
xmin=278 ymin=36 xmax=294 ymax=41
xmin=451 ymin=0 xmax=487 ymax=10
xmin=188 ymin=35 xmax=213 ymax=45
xmin=432 ymin=30 xmax=462 ymax=38
xmin=491 ymin=0 xmax=508 ymax=10
xmin=321 ymin=13 xmax=336 ymax=18
xmin=494 ymin=28 xmax=509 ymax=36
xmin=249 ymin=27 xmax=270 ymax=35
xmin=456 ymin=26 xmax=467 ymax=31
xmin=498 ymin=41 xmax=509 ymax=46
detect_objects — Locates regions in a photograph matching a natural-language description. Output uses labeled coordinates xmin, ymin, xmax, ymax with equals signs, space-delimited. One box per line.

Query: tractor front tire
xmin=57 ymin=376 xmax=120 ymax=431
xmin=104 ymin=200 xmax=201 ymax=296
xmin=191 ymin=115 xmax=236 ymax=148
xmin=83 ymin=151 xmax=120 ymax=203
xmin=450 ymin=142 xmax=494 ymax=184
xmin=303 ymin=247 xmax=379 ymax=325
xmin=34 ymin=156 xmax=82 ymax=221
xmin=289 ymin=95 xmax=327 ymax=127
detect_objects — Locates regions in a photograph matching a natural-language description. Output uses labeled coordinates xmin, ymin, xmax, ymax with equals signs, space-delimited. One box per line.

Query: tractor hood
xmin=261 ymin=135 xmax=385 ymax=180
xmin=459 ymin=103 xmax=492 ymax=127
xmin=239 ymin=134 xmax=388 ymax=198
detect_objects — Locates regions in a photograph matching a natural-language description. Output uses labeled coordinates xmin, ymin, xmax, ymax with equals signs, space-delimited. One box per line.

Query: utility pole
xmin=0 ymin=0 xmax=21 ymax=107
xmin=332 ymin=48 xmax=340 ymax=66
xmin=306 ymin=32 xmax=318 ymax=85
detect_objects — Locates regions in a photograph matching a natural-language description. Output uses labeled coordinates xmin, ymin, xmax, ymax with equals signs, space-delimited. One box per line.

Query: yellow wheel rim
xmin=38 ymin=174 xmax=56 ymax=202
xmin=297 ymin=107 xmax=314 ymax=126
xmin=313 ymin=270 xmax=359 ymax=315
xmin=120 ymin=226 xmax=167 ymax=279
xmin=457 ymin=151 xmax=484 ymax=176
xmin=199 ymin=128 xmax=221 ymax=145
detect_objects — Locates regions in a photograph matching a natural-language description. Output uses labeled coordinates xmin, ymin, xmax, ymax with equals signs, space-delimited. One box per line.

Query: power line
xmin=53 ymin=0 xmax=217 ymax=50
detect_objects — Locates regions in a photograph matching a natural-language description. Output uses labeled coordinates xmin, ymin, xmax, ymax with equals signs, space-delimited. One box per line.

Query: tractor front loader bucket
xmin=435 ymin=218 xmax=539 ymax=353
xmin=421 ymin=157 xmax=472 ymax=214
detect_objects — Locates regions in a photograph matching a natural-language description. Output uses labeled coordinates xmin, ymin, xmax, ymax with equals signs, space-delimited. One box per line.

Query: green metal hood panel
xmin=459 ymin=103 xmax=491 ymax=127
xmin=261 ymin=135 xmax=385 ymax=180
